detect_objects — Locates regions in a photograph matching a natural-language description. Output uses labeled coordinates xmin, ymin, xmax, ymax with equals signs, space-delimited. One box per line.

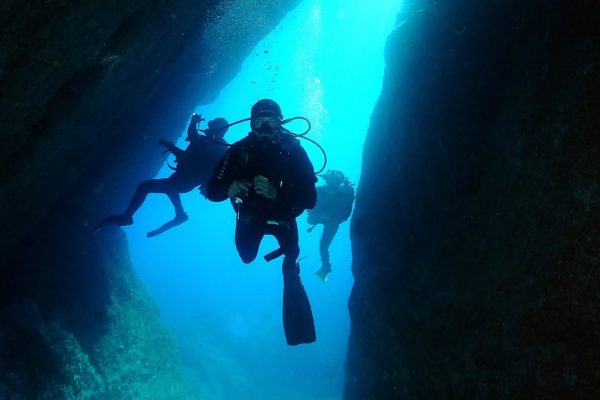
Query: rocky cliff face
xmin=347 ymin=0 xmax=600 ymax=398
xmin=0 ymin=1 xmax=299 ymax=397
xmin=1 ymin=229 xmax=197 ymax=399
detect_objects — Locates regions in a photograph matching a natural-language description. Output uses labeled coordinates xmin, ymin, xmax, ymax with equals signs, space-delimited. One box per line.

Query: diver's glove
xmin=253 ymin=175 xmax=277 ymax=200
xmin=227 ymin=180 xmax=251 ymax=199
xmin=158 ymin=139 xmax=178 ymax=157
xmin=190 ymin=113 xmax=204 ymax=124
xmin=158 ymin=139 xmax=175 ymax=149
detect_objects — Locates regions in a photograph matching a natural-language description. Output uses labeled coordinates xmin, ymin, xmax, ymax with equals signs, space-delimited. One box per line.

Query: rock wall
xmin=0 ymin=0 xmax=299 ymax=397
xmin=347 ymin=0 xmax=600 ymax=398
xmin=1 ymin=229 xmax=196 ymax=399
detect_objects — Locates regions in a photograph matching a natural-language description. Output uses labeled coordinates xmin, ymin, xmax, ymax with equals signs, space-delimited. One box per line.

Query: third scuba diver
xmin=307 ymin=169 xmax=355 ymax=282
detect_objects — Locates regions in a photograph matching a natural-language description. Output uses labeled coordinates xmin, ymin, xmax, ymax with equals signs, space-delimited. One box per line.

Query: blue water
xmin=126 ymin=1 xmax=401 ymax=398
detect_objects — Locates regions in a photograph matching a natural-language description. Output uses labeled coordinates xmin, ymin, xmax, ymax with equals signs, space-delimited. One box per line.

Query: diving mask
xmin=252 ymin=116 xmax=280 ymax=130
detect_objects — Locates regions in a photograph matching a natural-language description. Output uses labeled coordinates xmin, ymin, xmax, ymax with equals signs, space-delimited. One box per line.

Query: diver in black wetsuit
xmin=100 ymin=114 xmax=229 ymax=237
xmin=307 ymin=169 xmax=355 ymax=282
xmin=207 ymin=99 xmax=317 ymax=346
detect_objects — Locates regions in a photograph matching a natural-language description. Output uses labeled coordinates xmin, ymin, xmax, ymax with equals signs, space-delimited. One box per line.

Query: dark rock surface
xmin=347 ymin=0 xmax=600 ymax=398
xmin=0 ymin=0 xmax=299 ymax=397
xmin=1 ymin=230 xmax=195 ymax=399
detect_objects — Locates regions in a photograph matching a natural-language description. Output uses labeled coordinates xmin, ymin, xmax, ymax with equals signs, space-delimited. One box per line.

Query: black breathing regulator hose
xmin=204 ymin=115 xmax=327 ymax=174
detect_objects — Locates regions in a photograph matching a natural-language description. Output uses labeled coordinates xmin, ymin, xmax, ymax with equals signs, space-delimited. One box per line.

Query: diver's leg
xmin=124 ymin=179 xmax=172 ymax=217
xmin=272 ymin=220 xmax=316 ymax=345
xmin=319 ymin=224 xmax=339 ymax=272
xmin=235 ymin=221 xmax=264 ymax=264
xmin=146 ymin=206 xmax=190 ymax=237
xmin=165 ymin=174 xmax=197 ymax=217
xmin=146 ymin=173 xmax=195 ymax=238
xmin=146 ymin=179 xmax=196 ymax=237
xmin=99 ymin=179 xmax=171 ymax=227
xmin=272 ymin=220 xmax=300 ymax=269
xmin=166 ymin=192 xmax=185 ymax=216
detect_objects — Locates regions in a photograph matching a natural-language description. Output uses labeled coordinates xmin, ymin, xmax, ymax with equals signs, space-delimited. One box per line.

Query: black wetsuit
xmin=207 ymin=132 xmax=317 ymax=345
xmin=124 ymin=132 xmax=227 ymax=218
xmin=165 ymin=133 xmax=228 ymax=196
xmin=307 ymin=183 xmax=355 ymax=269
xmin=207 ymin=133 xmax=317 ymax=269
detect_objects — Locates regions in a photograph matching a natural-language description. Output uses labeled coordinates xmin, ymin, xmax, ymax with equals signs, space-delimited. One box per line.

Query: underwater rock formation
xmin=1 ymin=229 xmax=196 ymax=399
xmin=0 ymin=0 xmax=299 ymax=397
xmin=347 ymin=0 xmax=600 ymax=398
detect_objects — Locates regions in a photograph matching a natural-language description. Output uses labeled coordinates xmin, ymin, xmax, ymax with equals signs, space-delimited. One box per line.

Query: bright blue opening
xmin=126 ymin=1 xmax=401 ymax=398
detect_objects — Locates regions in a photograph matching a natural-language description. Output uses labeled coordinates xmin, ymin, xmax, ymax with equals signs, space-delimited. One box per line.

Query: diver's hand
xmin=158 ymin=139 xmax=173 ymax=148
xmin=227 ymin=181 xmax=251 ymax=199
xmin=253 ymin=175 xmax=277 ymax=200
xmin=190 ymin=113 xmax=204 ymax=124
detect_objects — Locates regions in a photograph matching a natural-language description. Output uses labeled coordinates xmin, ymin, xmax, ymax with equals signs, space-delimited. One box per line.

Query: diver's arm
xmin=187 ymin=113 xmax=203 ymax=141
xmin=340 ymin=186 xmax=355 ymax=222
xmin=207 ymin=149 xmax=234 ymax=202
xmin=159 ymin=139 xmax=186 ymax=158
xmin=295 ymin=146 xmax=318 ymax=209
xmin=170 ymin=145 xmax=186 ymax=159
xmin=275 ymin=146 xmax=317 ymax=212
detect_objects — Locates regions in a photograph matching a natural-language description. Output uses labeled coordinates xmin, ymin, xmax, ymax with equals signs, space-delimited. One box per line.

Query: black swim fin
xmin=282 ymin=263 xmax=316 ymax=346
xmin=93 ymin=214 xmax=133 ymax=235
xmin=314 ymin=263 xmax=332 ymax=283
xmin=314 ymin=268 xmax=330 ymax=283
xmin=147 ymin=213 xmax=189 ymax=238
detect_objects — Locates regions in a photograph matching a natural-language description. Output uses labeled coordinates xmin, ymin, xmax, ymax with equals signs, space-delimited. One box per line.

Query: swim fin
xmin=146 ymin=213 xmax=189 ymax=238
xmin=93 ymin=214 xmax=133 ymax=235
xmin=98 ymin=214 xmax=133 ymax=228
xmin=282 ymin=263 xmax=316 ymax=346
xmin=314 ymin=268 xmax=330 ymax=283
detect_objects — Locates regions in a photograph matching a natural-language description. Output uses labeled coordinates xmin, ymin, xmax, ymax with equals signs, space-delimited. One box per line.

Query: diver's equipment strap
xmin=264 ymin=247 xmax=285 ymax=262
xmin=235 ymin=197 xmax=243 ymax=220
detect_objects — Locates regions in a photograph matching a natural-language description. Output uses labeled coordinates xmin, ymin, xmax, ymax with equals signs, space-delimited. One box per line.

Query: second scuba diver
xmin=99 ymin=114 xmax=229 ymax=237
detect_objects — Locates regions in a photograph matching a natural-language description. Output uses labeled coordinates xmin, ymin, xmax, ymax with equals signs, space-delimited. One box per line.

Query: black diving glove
xmin=190 ymin=113 xmax=204 ymax=124
xmin=159 ymin=139 xmax=176 ymax=150
xmin=253 ymin=175 xmax=277 ymax=200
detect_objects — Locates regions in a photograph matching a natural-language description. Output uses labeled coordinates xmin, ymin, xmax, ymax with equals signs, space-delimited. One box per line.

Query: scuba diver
xmin=99 ymin=114 xmax=229 ymax=237
xmin=306 ymin=170 xmax=355 ymax=282
xmin=207 ymin=99 xmax=318 ymax=346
